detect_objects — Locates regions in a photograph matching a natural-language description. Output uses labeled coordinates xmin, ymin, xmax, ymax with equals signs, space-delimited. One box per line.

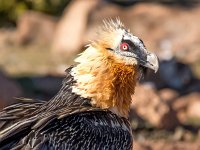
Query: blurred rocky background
xmin=0 ymin=0 xmax=200 ymax=149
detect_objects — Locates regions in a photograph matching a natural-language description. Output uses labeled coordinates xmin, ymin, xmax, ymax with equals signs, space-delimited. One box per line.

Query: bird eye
xmin=120 ymin=42 xmax=129 ymax=51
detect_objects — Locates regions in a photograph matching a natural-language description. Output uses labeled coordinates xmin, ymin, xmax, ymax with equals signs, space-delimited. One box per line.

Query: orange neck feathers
xmin=71 ymin=45 xmax=138 ymax=118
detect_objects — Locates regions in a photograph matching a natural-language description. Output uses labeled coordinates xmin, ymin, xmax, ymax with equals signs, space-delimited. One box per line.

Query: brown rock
xmin=84 ymin=4 xmax=122 ymax=43
xmin=17 ymin=11 xmax=57 ymax=45
xmin=131 ymin=84 xmax=179 ymax=129
xmin=159 ymin=88 xmax=178 ymax=103
xmin=0 ymin=29 xmax=16 ymax=50
xmin=174 ymin=93 xmax=200 ymax=123
xmin=52 ymin=0 xmax=100 ymax=57
xmin=187 ymin=98 xmax=200 ymax=119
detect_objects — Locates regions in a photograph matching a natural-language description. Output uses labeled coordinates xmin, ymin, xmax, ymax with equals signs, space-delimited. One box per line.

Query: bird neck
xmin=71 ymin=45 xmax=138 ymax=118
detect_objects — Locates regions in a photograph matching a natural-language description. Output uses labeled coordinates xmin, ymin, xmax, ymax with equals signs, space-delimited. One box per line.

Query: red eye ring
xmin=120 ymin=42 xmax=129 ymax=51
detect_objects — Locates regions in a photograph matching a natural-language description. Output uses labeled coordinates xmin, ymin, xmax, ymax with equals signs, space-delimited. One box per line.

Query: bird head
xmin=95 ymin=19 xmax=159 ymax=74
xmin=71 ymin=19 xmax=159 ymax=118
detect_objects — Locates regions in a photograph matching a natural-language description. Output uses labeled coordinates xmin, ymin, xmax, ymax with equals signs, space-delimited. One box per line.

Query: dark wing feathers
xmin=0 ymin=98 xmax=44 ymax=149
xmin=0 ymin=66 xmax=133 ymax=149
xmin=0 ymin=98 xmax=44 ymax=136
xmin=15 ymin=111 xmax=132 ymax=150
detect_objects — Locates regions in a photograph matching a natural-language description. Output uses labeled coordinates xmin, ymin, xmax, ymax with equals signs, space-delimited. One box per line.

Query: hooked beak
xmin=116 ymin=47 xmax=159 ymax=73
xmin=141 ymin=52 xmax=159 ymax=73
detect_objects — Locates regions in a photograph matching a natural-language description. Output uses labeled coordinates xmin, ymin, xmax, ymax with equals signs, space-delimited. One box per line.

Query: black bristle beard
xmin=137 ymin=66 xmax=148 ymax=81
